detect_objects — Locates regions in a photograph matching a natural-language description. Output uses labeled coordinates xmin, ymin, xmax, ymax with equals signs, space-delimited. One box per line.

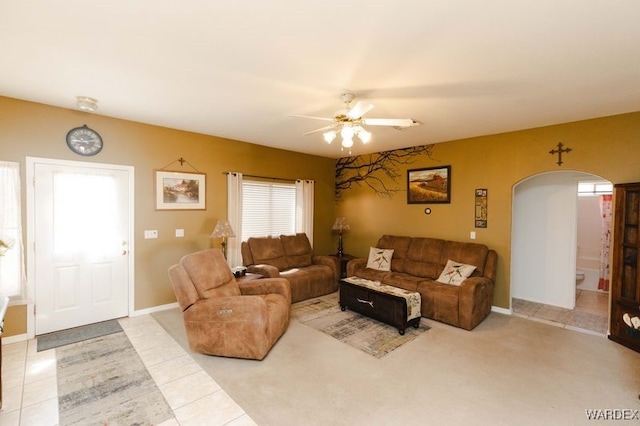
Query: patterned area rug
xmin=291 ymin=292 xmax=430 ymax=358
xmin=57 ymin=331 xmax=173 ymax=425
xmin=37 ymin=319 xmax=123 ymax=352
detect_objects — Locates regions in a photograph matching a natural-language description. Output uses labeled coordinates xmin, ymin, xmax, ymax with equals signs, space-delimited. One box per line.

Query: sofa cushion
xmin=403 ymin=238 xmax=445 ymax=279
xmin=180 ymin=249 xmax=241 ymax=299
xmin=376 ymin=235 xmax=411 ymax=272
xmin=280 ymin=233 xmax=313 ymax=268
xmin=436 ymin=259 xmax=477 ymax=285
xmin=366 ymin=247 xmax=394 ymax=271
xmin=382 ymin=272 xmax=420 ymax=292
xmin=439 ymin=241 xmax=488 ymax=276
xmin=281 ymin=264 xmax=336 ymax=303
xmin=246 ymin=237 xmax=289 ymax=271
xmin=352 ymin=267 xmax=390 ymax=283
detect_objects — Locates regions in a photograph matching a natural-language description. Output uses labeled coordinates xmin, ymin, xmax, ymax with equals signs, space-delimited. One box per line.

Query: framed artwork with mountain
xmin=407 ymin=166 xmax=451 ymax=204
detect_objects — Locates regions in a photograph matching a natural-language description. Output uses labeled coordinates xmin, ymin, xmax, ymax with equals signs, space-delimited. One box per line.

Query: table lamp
xmin=210 ymin=220 xmax=235 ymax=259
xmin=332 ymin=217 xmax=350 ymax=257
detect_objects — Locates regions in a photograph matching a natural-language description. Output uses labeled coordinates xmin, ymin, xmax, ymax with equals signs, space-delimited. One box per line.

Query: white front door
xmin=31 ymin=159 xmax=132 ymax=334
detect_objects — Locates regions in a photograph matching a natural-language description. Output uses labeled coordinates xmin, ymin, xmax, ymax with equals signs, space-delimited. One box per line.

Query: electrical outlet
xmin=144 ymin=230 xmax=158 ymax=239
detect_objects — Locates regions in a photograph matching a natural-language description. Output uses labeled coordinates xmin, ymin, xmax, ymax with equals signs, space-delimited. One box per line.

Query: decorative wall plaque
xmin=475 ymin=188 xmax=488 ymax=228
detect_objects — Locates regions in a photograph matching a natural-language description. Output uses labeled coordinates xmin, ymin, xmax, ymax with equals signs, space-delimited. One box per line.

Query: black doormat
xmin=37 ymin=319 xmax=123 ymax=352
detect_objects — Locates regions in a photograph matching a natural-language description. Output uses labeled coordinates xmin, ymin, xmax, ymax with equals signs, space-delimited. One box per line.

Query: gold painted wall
xmin=336 ymin=112 xmax=640 ymax=309
xmin=0 ymin=96 xmax=336 ymax=337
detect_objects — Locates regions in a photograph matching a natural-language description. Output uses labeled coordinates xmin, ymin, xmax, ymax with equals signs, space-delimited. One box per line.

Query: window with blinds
xmin=242 ymin=180 xmax=296 ymax=241
xmin=578 ymin=182 xmax=613 ymax=197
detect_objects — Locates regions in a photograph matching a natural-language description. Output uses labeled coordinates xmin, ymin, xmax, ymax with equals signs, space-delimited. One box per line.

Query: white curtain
xmin=0 ymin=161 xmax=25 ymax=299
xmin=296 ymin=179 xmax=314 ymax=246
xmin=598 ymin=194 xmax=612 ymax=291
xmin=227 ymin=172 xmax=243 ymax=267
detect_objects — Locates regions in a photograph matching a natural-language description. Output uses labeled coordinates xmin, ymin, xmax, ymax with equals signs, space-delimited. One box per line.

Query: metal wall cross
xmin=549 ymin=142 xmax=572 ymax=166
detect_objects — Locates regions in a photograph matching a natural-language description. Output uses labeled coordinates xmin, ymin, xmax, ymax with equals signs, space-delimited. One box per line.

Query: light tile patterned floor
xmin=512 ymin=289 xmax=609 ymax=335
xmin=1 ymin=290 xmax=611 ymax=424
xmin=0 ymin=315 xmax=257 ymax=426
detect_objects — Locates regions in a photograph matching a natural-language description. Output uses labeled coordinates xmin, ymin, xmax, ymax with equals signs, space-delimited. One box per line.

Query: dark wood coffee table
xmin=339 ymin=278 xmax=420 ymax=335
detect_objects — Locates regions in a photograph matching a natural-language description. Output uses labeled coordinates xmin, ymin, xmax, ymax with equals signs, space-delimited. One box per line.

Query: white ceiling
xmin=1 ymin=1 xmax=639 ymax=158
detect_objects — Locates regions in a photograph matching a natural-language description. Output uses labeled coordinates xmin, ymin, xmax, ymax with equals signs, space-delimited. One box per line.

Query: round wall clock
xmin=66 ymin=125 xmax=103 ymax=156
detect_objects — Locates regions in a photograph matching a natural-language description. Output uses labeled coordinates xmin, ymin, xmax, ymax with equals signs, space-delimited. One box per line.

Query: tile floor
xmin=0 ymin=290 xmax=611 ymax=425
xmin=0 ymin=314 xmax=257 ymax=426
xmin=512 ymin=289 xmax=609 ymax=335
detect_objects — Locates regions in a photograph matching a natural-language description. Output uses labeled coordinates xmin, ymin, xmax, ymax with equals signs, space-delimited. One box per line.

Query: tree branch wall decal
xmin=335 ymin=144 xmax=435 ymax=199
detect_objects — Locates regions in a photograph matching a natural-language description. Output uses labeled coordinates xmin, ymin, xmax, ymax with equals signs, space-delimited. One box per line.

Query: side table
xmin=329 ymin=254 xmax=355 ymax=279
xmin=236 ymin=272 xmax=263 ymax=284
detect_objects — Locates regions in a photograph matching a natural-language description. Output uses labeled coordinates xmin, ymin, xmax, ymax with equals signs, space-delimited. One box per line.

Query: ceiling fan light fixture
xmin=294 ymin=92 xmax=418 ymax=153
xmin=355 ymin=127 xmax=371 ymax=143
xmin=340 ymin=125 xmax=354 ymax=139
xmin=323 ymin=131 xmax=337 ymax=144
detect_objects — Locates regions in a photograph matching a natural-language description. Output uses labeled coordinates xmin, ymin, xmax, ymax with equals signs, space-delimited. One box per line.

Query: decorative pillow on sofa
xmin=436 ymin=259 xmax=477 ymax=285
xmin=366 ymin=247 xmax=394 ymax=271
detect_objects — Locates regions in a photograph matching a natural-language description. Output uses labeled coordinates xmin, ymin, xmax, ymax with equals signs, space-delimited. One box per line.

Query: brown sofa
xmin=346 ymin=235 xmax=498 ymax=330
xmin=241 ymin=233 xmax=339 ymax=303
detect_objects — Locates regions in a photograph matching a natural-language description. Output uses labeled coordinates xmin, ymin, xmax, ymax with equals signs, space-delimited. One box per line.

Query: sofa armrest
xmin=346 ymin=258 xmax=367 ymax=277
xmin=312 ymin=255 xmax=340 ymax=281
xmin=239 ymin=278 xmax=291 ymax=304
xmin=247 ymin=264 xmax=280 ymax=278
xmin=458 ymin=276 xmax=494 ymax=330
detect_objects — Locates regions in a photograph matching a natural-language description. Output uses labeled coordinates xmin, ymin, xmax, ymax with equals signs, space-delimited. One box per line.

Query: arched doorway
xmin=511 ymin=170 xmax=610 ymax=333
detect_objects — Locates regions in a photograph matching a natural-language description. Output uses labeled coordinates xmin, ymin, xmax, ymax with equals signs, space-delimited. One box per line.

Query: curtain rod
xmin=222 ymin=172 xmax=298 ymax=183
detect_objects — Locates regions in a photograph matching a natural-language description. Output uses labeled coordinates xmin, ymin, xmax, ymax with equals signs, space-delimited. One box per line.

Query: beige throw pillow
xmin=436 ymin=259 xmax=477 ymax=285
xmin=366 ymin=247 xmax=394 ymax=272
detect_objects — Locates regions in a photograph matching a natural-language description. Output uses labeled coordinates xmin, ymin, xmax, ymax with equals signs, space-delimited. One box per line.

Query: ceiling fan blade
xmin=347 ymin=101 xmax=374 ymax=119
xmin=303 ymin=124 xmax=339 ymax=136
xmin=290 ymin=114 xmax=335 ymax=122
xmin=362 ymin=118 xmax=416 ymax=127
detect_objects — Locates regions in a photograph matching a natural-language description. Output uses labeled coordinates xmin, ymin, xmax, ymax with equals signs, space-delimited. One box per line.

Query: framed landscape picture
xmin=407 ymin=166 xmax=451 ymax=204
xmin=155 ymin=170 xmax=206 ymax=210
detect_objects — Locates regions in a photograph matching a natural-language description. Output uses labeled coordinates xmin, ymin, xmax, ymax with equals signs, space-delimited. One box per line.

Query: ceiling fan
xmin=292 ymin=92 xmax=420 ymax=150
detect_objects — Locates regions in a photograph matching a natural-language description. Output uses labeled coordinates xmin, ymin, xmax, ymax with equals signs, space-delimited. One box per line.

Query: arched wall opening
xmin=511 ymin=170 xmax=611 ymax=310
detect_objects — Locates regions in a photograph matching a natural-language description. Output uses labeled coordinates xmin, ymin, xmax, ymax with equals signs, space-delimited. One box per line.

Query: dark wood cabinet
xmin=609 ymin=182 xmax=640 ymax=353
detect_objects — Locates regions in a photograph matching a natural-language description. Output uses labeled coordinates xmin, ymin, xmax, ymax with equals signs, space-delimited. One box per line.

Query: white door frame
xmin=25 ymin=156 xmax=135 ymax=338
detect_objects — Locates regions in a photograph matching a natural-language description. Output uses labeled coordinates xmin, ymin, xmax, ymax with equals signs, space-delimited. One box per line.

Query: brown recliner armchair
xmin=168 ymin=248 xmax=291 ymax=360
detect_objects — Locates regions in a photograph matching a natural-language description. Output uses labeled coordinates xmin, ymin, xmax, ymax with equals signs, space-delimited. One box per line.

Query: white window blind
xmin=242 ymin=180 xmax=296 ymax=241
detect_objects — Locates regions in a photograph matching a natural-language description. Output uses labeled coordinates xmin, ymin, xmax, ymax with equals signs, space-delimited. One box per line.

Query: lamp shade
xmin=332 ymin=217 xmax=350 ymax=231
xmin=210 ymin=220 xmax=235 ymax=238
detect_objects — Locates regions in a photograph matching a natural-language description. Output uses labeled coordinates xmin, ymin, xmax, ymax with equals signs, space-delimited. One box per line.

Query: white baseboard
xmin=491 ymin=305 xmax=512 ymax=315
xmin=1 ymin=303 xmax=179 ymax=344
xmin=131 ymin=302 xmax=179 ymax=317
xmin=2 ymin=333 xmax=29 ymax=344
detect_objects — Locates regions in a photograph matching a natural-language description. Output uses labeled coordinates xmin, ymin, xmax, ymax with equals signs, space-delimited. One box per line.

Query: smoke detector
xmin=76 ymin=96 xmax=98 ymax=112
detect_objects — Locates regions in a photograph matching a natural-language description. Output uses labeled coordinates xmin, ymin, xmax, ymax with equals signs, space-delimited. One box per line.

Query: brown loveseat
xmin=241 ymin=233 xmax=339 ymax=303
xmin=346 ymin=235 xmax=498 ymax=330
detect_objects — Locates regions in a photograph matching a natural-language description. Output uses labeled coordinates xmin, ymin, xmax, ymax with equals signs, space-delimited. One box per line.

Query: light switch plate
xmin=144 ymin=230 xmax=158 ymax=239
xmin=175 ymin=229 xmax=184 ymax=237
